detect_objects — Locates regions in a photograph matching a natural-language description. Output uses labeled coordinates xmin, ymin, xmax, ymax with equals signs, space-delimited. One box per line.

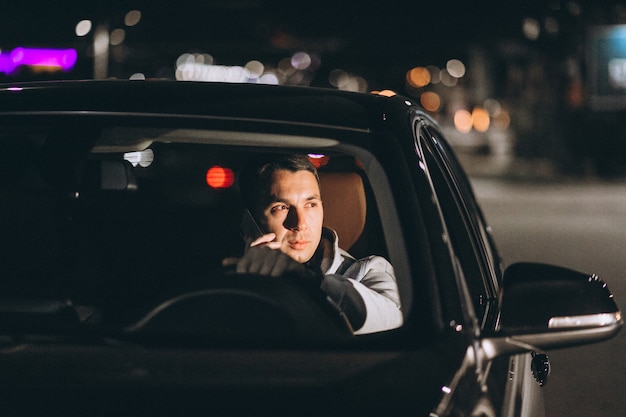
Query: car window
xmin=0 ymin=125 xmax=411 ymax=344
xmin=416 ymin=123 xmax=498 ymax=327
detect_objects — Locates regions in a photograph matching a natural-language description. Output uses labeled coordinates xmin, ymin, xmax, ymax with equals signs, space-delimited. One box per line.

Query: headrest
xmin=319 ymin=172 xmax=366 ymax=250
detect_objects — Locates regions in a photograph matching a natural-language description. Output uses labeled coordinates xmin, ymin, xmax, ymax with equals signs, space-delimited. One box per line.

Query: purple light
xmin=0 ymin=52 xmax=14 ymax=74
xmin=0 ymin=47 xmax=78 ymax=74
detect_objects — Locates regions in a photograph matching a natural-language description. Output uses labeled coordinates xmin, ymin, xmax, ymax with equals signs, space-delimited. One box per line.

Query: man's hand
xmin=223 ymin=233 xmax=309 ymax=278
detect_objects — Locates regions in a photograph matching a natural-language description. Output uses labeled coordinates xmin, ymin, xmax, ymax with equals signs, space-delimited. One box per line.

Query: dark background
xmin=4 ymin=0 xmax=626 ymax=176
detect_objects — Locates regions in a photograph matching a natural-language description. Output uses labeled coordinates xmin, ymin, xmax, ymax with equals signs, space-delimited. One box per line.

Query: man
xmin=231 ymin=154 xmax=402 ymax=335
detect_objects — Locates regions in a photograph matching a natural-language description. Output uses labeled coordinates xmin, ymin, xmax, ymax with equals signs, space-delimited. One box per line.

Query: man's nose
xmin=284 ymin=206 xmax=306 ymax=231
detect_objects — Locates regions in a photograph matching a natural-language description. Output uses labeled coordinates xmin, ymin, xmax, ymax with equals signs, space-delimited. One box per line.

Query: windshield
xmin=0 ymin=124 xmax=409 ymax=346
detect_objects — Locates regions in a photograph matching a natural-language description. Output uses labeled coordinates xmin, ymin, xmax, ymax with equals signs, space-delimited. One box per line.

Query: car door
xmin=413 ymin=114 xmax=546 ymax=417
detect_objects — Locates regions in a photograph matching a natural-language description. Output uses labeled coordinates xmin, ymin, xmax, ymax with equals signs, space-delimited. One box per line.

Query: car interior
xmin=0 ymin=126 xmax=398 ymax=346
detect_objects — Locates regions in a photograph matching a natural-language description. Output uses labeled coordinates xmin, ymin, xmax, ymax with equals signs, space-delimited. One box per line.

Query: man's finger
xmin=249 ymin=233 xmax=276 ymax=247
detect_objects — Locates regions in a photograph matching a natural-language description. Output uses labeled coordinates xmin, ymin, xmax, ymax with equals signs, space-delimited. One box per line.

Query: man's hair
xmin=239 ymin=153 xmax=320 ymax=214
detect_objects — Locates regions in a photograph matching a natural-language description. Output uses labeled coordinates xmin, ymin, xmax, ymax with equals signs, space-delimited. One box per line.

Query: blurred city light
xmin=206 ymin=166 xmax=235 ymax=189
xmin=176 ymin=53 xmax=282 ymax=84
xmin=75 ymin=20 xmax=92 ymax=37
xmin=483 ymin=98 xmax=502 ymax=116
xmin=329 ymin=68 xmax=368 ymax=92
xmin=406 ymin=66 xmax=430 ymax=88
xmin=93 ymin=24 xmax=110 ymax=79
xmin=492 ymin=109 xmax=511 ymax=130
xmin=0 ymin=47 xmax=77 ymax=74
xmin=471 ymin=107 xmax=490 ymax=132
xmin=110 ymin=28 xmax=126 ymax=46
xmin=259 ymin=73 xmax=279 ymax=84
xmin=124 ymin=10 xmax=142 ymax=27
xmin=420 ymin=91 xmax=441 ymax=112
xmin=439 ymin=69 xmax=458 ymax=87
xmin=244 ymin=60 xmax=264 ymax=79
xmin=291 ymin=52 xmax=312 ymax=70
xmin=454 ymin=109 xmax=473 ymax=133
xmin=523 ymin=17 xmax=540 ymax=40
xmin=544 ymin=16 xmax=559 ymax=36
xmin=446 ymin=59 xmax=466 ymax=78
xmin=376 ymin=90 xmax=397 ymax=97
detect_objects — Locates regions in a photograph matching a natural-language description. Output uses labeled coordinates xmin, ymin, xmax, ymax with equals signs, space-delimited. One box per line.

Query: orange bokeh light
xmin=377 ymin=89 xmax=397 ymax=97
xmin=407 ymin=67 xmax=431 ymax=88
xmin=454 ymin=109 xmax=473 ymax=133
xmin=472 ymin=107 xmax=490 ymax=132
xmin=206 ymin=165 xmax=235 ymax=189
xmin=420 ymin=91 xmax=441 ymax=112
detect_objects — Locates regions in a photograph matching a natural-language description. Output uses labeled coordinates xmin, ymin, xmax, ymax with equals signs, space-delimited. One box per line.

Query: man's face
xmin=259 ymin=169 xmax=323 ymax=263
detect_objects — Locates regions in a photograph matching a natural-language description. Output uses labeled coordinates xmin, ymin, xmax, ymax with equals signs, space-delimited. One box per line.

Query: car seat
xmin=318 ymin=172 xmax=366 ymax=251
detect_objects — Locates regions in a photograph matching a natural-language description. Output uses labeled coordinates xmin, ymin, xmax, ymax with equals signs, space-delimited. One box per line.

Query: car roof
xmin=0 ymin=80 xmax=418 ymax=135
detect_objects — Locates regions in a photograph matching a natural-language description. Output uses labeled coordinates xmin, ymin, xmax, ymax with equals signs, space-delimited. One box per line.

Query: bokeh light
xmin=406 ymin=67 xmax=431 ymax=88
xmin=377 ymin=90 xmax=397 ymax=97
xmin=244 ymin=60 xmax=264 ymax=79
xmin=472 ymin=107 xmax=490 ymax=132
xmin=75 ymin=20 xmax=92 ymax=37
xmin=420 ymin=91 xmax=441 ymax=112
xmin=492 ymin=109 xmax=511 ymax=129
xmin=329 ymin=68 xmax=368 ymax=92
xmin=483 ymin=98 xmax=502 ymax=116
xmin=125 ymin=10 xmax=142 ymax=27
xmin=440 ymin=69 xmax=458 ymax=87
xmin=206 ymin=166 xmax=235 ymax=189
xmin=110 ymin=29 xmax=126 ymax=46
xmin=446 ymin=59 xmax=466 ymax=78
xmin=259 ymin=72 xmax=279 ymax=84
xmin=523 ymin=17 xmax=540 ymax=40
xmin=454 ymin=109 xmax=473 ymax=133
xmin=291 ymin=52 xmax=311 ymax=70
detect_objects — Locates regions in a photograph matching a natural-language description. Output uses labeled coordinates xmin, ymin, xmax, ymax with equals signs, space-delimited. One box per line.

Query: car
xmin=0 ymin=80 xmax=621 ymax=417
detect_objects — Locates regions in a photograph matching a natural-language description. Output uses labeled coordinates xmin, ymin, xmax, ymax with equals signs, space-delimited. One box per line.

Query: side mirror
xmin=482 ymin=262 xmax=622 ymax=359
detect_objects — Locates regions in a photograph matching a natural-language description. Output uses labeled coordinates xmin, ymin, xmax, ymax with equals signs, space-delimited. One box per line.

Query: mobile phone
xmin=239 ymin=209 xmax=264 ymax=241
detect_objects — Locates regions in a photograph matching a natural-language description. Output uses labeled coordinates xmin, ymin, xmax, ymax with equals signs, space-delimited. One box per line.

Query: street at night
xmin=472 ymin=175 xmax=626 ymax=417
xmin=2 ymin=1 xmax=626 ymax=416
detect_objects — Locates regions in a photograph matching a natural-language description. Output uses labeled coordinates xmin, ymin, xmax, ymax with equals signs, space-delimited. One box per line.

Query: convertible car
xmin=0 ymin=80 xmax=621 ymax=416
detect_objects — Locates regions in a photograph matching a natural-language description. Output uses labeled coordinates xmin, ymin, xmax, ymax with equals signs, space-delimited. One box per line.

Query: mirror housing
xmin=481 ymin=262 xmax=622 ymax=359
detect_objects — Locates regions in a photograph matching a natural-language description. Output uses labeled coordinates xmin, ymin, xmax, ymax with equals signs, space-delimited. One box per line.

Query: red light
xmin=308 ymin=154 xmax=330 ymax=168
xmin=206 ymin=166 xmax=235 ymax=189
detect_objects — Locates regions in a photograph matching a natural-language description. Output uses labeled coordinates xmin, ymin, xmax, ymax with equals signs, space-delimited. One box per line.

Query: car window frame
xmin=413 ymin=115 xmax=500 ymax=331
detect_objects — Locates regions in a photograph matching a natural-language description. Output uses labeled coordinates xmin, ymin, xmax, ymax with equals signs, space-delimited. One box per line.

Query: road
xmin=470 ymin=177 xmax=626 ymax=417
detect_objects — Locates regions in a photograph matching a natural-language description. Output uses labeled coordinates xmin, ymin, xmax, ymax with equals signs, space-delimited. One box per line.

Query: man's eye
xmin=271 ymin=204 xmax=289 ymax=213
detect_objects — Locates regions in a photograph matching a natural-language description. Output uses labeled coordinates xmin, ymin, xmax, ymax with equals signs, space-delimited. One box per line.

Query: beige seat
xmin=318 ymin=172 xmax=366 ymax=250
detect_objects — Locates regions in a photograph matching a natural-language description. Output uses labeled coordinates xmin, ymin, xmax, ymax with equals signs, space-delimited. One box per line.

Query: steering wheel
xmin=124 ymin=270 xmax=354 ymax=346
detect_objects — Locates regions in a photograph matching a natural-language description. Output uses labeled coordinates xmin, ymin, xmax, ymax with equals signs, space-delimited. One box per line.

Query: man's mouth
xmin=288 ymin=240 xmax=309 ymax=250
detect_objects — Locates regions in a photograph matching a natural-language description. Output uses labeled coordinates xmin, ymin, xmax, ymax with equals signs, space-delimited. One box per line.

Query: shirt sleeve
xmin=322 ymin=255 xmax=403 ymax=335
